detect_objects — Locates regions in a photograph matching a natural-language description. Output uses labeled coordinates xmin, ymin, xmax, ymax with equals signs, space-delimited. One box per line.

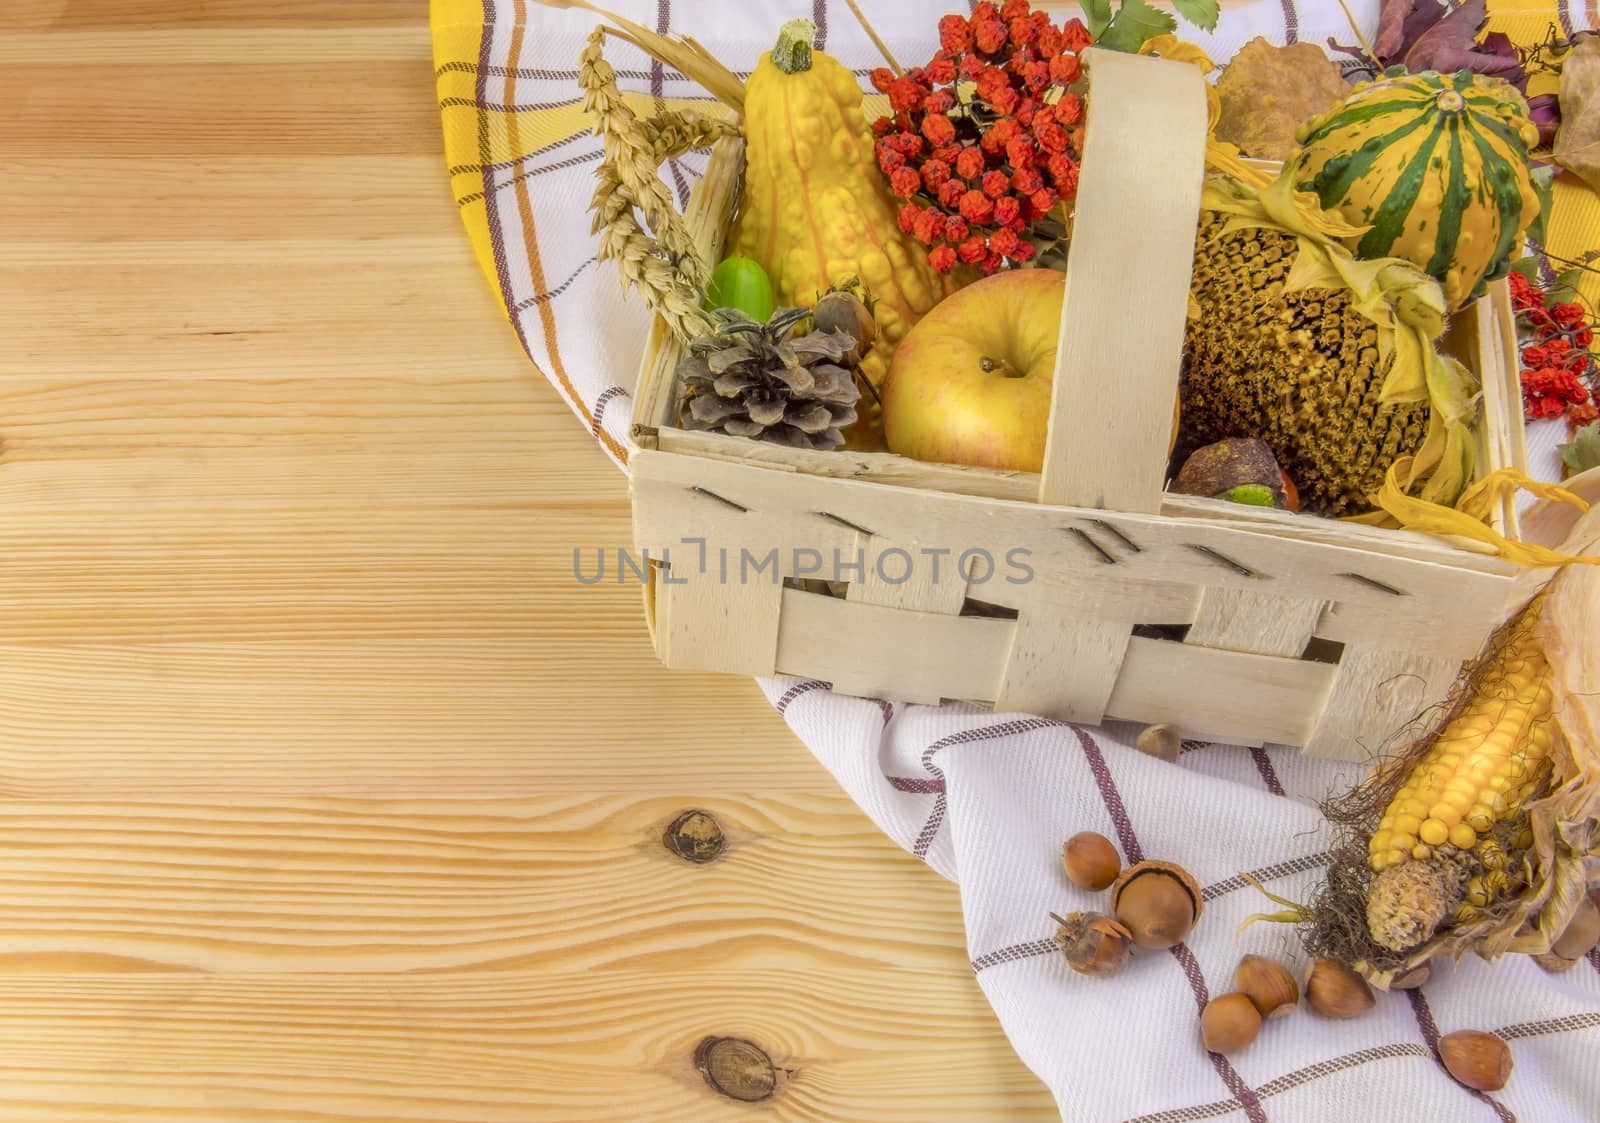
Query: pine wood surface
xmin=0 ymin=4 xmax=1051 ymax=1118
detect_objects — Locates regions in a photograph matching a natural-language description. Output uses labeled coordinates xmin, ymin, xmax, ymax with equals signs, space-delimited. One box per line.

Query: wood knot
xmin=663 ymin=809 xmax=725 ymax=863
xmin=694 ymin=1036 xmax=778 ymax=1102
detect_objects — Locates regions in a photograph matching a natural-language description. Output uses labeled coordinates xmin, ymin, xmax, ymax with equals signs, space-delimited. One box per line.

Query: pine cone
xmin=678 ymin=307 xmax=862 ymax=450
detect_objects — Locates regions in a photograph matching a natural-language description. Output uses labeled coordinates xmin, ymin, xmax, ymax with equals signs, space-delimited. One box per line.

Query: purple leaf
xmin=1376 ymin=0 xmax=1449 ymax=64
xmin=1403 ymin=1 xmax=1528 ymax=91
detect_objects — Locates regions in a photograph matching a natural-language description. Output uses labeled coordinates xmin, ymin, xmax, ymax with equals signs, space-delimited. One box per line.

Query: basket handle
xmin=1037 ymin=47 xmax=1208 ymax=513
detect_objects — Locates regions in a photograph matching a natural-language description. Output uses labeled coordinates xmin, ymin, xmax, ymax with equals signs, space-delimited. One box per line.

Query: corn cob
xmin=1364 ymin=600 xmax=1556 ymax=953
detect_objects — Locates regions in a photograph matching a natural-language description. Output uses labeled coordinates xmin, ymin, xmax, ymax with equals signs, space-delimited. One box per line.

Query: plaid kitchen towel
xmin=432 ymin=3 xmax=1600 ymax=1120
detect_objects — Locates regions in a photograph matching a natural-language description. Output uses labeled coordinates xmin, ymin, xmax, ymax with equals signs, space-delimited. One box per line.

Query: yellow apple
xmin=881 ymin=269 xmax=1065 ymax=472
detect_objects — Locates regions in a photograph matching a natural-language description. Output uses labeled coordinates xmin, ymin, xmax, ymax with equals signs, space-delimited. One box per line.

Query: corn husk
xmin=1307 ymin=493 xmax=1600 ymax=987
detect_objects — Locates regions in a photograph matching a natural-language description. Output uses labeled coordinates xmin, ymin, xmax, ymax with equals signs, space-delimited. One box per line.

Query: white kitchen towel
xmin=432 ymin=1 xmax=1600 ymax=1119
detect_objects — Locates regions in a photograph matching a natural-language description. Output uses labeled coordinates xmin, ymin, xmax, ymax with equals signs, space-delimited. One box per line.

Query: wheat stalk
xmin=577 ymin=28 xmax=738 ymax=342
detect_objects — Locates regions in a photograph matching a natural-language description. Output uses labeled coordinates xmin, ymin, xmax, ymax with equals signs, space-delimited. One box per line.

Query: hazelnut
xmin=1063 ymin=832 xmax=1121 ymax=891
xmin=1389 ymin=961 xmax=1432 ymax=990
xmin=1111 ymin=861 xmax=1202 ymax=949
xmin=1135 ymin=723 xmax=1182 ymax=763
xmin=1200 ymin=992 xmax=1262 ymax=1055
xmin=1234 ymin=955 xmax=1298 ymax=1019
xmin=1305 ymin=958 xmax=1375 ymax=1019
xmin=1439 ymin=1030 xmax=1514 ymax=1092
xmin=1551 ymin=895 xmax=1600 ymax=960
xmin=1051 ymin=911 xmax=1133 ymax=977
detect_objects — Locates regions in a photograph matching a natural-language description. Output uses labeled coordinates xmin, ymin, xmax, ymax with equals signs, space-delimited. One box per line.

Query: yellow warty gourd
xmin=729 ymin=18 xmax=949 ymax=392
xmin=1364 ymin=599 xmax=1555 ymax=953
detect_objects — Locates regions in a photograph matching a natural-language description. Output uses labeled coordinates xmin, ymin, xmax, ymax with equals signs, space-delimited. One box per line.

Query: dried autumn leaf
xmin=1214 ymin=38 xmax=1352 ymax=161
xmin=1556 ymin=37 xmax=1600 ymax=192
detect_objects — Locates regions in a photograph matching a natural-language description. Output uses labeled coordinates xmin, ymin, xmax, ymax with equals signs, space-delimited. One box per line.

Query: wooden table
xmin=0 ymin=3 xmax=1051 ymax=1118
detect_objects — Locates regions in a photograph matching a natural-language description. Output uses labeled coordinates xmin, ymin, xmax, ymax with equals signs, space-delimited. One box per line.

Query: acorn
xmin=1551 ymin=895 xmax=1600 ymax=960
xmin=812 ymin=283 xmax=876 ymax=366
xmin=1111 ymin=861 xmax=1203 ymax=949
xmin=1050 ymin=911 xmax=1133 ymax=977
xmin=1439 ymin=1030 xmax=1514 ymax=1092
xmin=1200 ymin=992 xmax=1262 ymax=1055
xmin=1062 ymin=832 xmax=1121 ymax=891
xmin=1305 ymin=958 xmax=1375 ymax=1019
xmin=1234 ymin=955 xmax=1298 ymax=1019
xmin=1135 ymin=723 xmax=1182 ymax=763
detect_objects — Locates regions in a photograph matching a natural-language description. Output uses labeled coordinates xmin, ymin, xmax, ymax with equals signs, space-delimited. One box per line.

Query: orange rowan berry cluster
xmin=1511 ymin=269 xmax=1597 ymax=427
xmin=870 ymin=1 xmax=1090 ymax=274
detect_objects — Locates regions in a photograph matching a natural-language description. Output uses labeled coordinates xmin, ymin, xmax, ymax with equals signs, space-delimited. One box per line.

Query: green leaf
xmin=1510 ymin=256 xmax=1543 ymax=284
xmin=1081 ymin=0 xmax=1113 ymax=38
xmin=1170 ymin=0 xmax=1220 ymax=32
xmin=1560 ymin=422 xmax=1600 ymax=475
xmin=1098 ymin=0 xmax=1177 ymax=53
xmin=1528 ymin=164 xmax=1559 ymax=248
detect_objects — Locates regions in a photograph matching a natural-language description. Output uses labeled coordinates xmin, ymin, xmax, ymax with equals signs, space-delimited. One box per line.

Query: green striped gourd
xmin=1290 ymin=69 xmax=1540 ymax=311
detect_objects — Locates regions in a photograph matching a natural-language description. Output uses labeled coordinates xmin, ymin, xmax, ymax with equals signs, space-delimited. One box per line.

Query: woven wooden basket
xmin=627 ymin=48 xmax=1527 ymax=760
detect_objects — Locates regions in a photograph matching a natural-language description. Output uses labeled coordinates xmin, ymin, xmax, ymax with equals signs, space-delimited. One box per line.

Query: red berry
xmin=871 ymin=116 xmax=893 ymax=138
xmin=921 ymin=158 xmax=952 ymax=190
xmin=980 ymin=251 xmax=1004 ymax=274
xmin=1007 ymin=139 xmax=1038 ymax=170
xmin=1054 ymin=93 xmax=1085 ymax=126
xmin=930 ymin=143 xmax=963 ymax=165
xmin=1000 ymin=0 xmax=1030 ymax=20
xmin=975 ymin=17 xmax=1008 ymax=54
xmin=955 ymin=147 xmax=987 ymax=180
xmin=1061 ymin=18 xmax=1094 ymax=53
xmin=1049 ymin=53 xmax=1081 ymax=84
xmin=923 ymin=113 xmax=957 ymax=146
xmin=870 ymin=68 xmax=895 ymax=93
xmin=890 ymin=166 xmax=922 ymax=198
xmin=959 ymin=54 xmax=986 ymax=81
xmin=929 ymin=244 xmax=958 ymax=273
xmin=957 ymin=234 xmax=989 ymax=264
xmin=938 ymin=14 xmax=974 ymax=54
xmin=993 ymin=196 xmax=1021 ymax=226
xmin=913 ymin=209 xmax=944 ymax=245
xmin=1030 ymin=186 xmax=1057 ymax=215
xmin=982 ymin=170 xmax=1011 ymax=198
xmin=1035 ymin=120 xmax=1068 ymax=153
xmin=897 ymin=203 xmax=921 ymax=234
xmin=992 ymin=86 xmax=1020 ymax=114
xmin=876 ymin=142 xmax=905 ymax=174
xmin=944 ymin=215 xmax=970 ymax=242
xmin=1010 ymin=18 xmax=1037 ymax=48
xmin=938 ymin=179 xmax=966 ymax=208
xmin=1036 ymin=26 xmax=1064 ymax=58
xmin=991 ymin=227 xmax=1022 ymax=257
xmin=889 ymin=78 xmax=925 ymax=113
xmin=925 ymin=89 xmax=956 ymax=115
xmin=1012 ymin=166 xmax=1044 ymax=194
xmin=927 ymin=57 xmax=957 ymax=86
xmin=1022 ymin=59 xmax=1050 ymax=91
xmin=1011 ymin=239 xmax=1036 ymax=263
xmin=960 ymin=189 xmax=996 ymax=223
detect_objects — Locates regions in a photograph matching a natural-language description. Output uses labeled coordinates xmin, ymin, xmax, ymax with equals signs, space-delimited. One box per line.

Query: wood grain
xmin=0 ymin=4 xmax=1047 ymax=1118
